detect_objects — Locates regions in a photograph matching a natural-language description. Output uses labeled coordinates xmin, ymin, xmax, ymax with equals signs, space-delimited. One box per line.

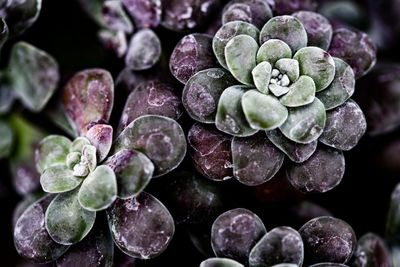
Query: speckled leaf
xmin=249 ymin=227 xmax=304 ymax=267
xmin=86 ymin=124 xmax=113 ymax=162
xmin=317 ymin=58 xmax=355 ymax=110
xmin=113 ymin=115 xmax=186 ymax=177
xmin=107 ymin=192 xmax=175 ymax=259
xmin=183 ymin=68 xmax=237 ymax=123
xmin=78 ymin=165 xmax=117 ymax=211
xmin=319 ymin=100 xmax=366 ymax=151
xmin=82 ymin=145 xmax=97 ymax=173
xmin=45 ymin=189 xmax=96 ymax=245
xmin=188 ymin=123 xmax=233 ymax=181
xmin=280 ymin=75 xmax=316 ymax=107
xmin=122 ymin=0 xmax=161 ymax=29
xmin=294 ymin=46 xmax=335 ymax=91
xmin=35 ymin=135 xmax=71 ymax=174
xmin=170 ymin=33 xmax=216 ymax=84
xmin=266 ymin=129 xmax=317 ymax=163
xmin=213 ymin=21 xmax=259 ymax=69
xmin=102 ymin=0 xmax=133 ymax=33
xmin=14 ymin=195 xmax=69 ymax=263
xmin=292 ymin=11 xmax=333 ymax=50
xmin=352 ymin=233 xmax=391 ymax=267
xmin=257 ymin=39 xmax=292 ymax=65
xmin=211 ymin=208 xmax=266 ymax=264
xmin=222 ymin=3 xmax=255 ymax=26
xmin=260 ymin=15 xmax=307 ymax=52
xmin=252 ymin=61 xmax=271 ymax=94
xmin=118 ymin=80 xmax=183 ymax=133
xmin=40 ymin=165 xmax=81 ymax=193
xmin=232 ymin=132 xmax=284 ymax=186
xmin=63 ymin=69 xmax=114 ymax=136
xmin=222 ymin=0 xmax=272 ymax=29
xmin=8 ymin=42 xmax=59 ymax=112
xmin=200 ymin=258 xmax=244 ymax=267
xmin=105 ymin=149 xmax=154 ymax=199
xmin=275 ymin=58 xmax=300 ymax=83
xmin=69 ymin=137 xmax=91 ymax=153
xmin=269 ymin=84 xmax=290 ymax=97
xmin=125 ymin=29 xmax=161 ymax=71
xmin=0 ymin=121 xmax=12 ymax=158
xmin=225 ymin=35 xmax=259 ymax=85
xmin=287 ymin=146 xmax=345 ymax=193
xmin=216 ymin=86 xmax=258 ymax=137
xmin=280 ymin=99 xmax=326 ymax=144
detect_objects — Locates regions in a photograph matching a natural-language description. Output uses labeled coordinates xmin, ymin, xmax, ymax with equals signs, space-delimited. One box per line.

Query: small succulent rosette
xmin=14 ymin=69 xmax=186 ymax=264
xmin=171 ymin=9 xmax=375 ymax=192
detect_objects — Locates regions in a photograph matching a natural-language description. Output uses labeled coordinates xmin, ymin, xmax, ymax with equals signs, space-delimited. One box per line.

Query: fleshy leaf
xmin=232 ymin=133 xmax=284 ymax=186
xmin=8 ymin=42 xmax=59 ymax=112
xmin=266 ymin=129 xmax=317 ymax=163
xmin=216 ymin=85 xmax=258 ymax=137
xmin=113 ymin=115 xmax=186 ymax=177
xmin=280 ymin=99 xmax=326 ymax=144
xmin=121 ymin=0 xmax=162 ymax=29
xmin=35 ymin=135 xmax=71 ymax=174
xmin=45 ymin=189 xmax=96 ymax=245
xmin=0 ymin=75 xmax=15 ymax=114
xmin=125 ymin=29 xmax=161 ymax=71
xmin=222 ymin=0 xmax=272 ymax=29
xmin=102 ymin=0 xmax=133 ymax=33
xmin=287 ymin=146 xmax=345 ymax=193
xmin=260 ymin=15 xmax=307 ymax=52
xmin=86 ymin=124 xmax=113 ymax=162
xmin=82 ymin=145 xmax=97 ymax=172
xmin=317 ymin=58 xmax=355 ymax=110
xmin=105 ymin=149 xmax=154 ymax=199
xmin=225 ymin=34 xmax=259 ymax=85
xmin=40 ymin=165 xmax=81 ymax=193
xmin=63 ymin=69 xmax=114 ymax=135
xmin=242 ymin=90 xmax=288 ymax=130
xmin=183 ymin=68 xmax=237 ymax=123
xmin=213 ymin=21 xmax=259 ymax=69
xmin=98 ymin=29 xmax=128 ymax=58
xmin=222 ymin=3 xmax=253 ymax=26
xmin=352 ymin=233 xmax=391 ymax=267
xmin=107 ymin=192 xmax=175 ymax=259
xmin=257 ymin=39 xmax=292 ymax=65
xmin=200 ymin=258 xmax=244 ymax=267
xmin=0 ymin=121 xmax=13 ymax=159
xmin=70 ymin=137 xmax=91 ymax=153
xmin=319 ymin=100 xmax=366 ymax=151
xmin=252 ymin=61 xmax=271 ymax=94
xmin=66 ymin=152 xmax=80 ymax=169
xmin=280 ymin=75 xmax=316 ymax=107
xmin=269 ymin=84 xmax=290 ymax=97
xmin=294 ymin=46 xmax=335 ymax=91
xmin=249 ymin=227 xmax=304 ymax=267
xmin=14 ymin=195 xmax=69 ymax=263
xmin=275 ymin=58 xmax=300 ymax=82
xmin=78 ymin=165 xmax=117 ymax=211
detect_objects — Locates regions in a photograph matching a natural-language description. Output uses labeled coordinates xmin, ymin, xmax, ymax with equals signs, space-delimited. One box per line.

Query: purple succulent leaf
xmin=272 ymin=0 xmax=318 ymax=15
xmin=352 ymin=233 xmax=391 ymax=267
xmin=102 ymin=0 xmax=133 ymax=33
xmin=98 ymin=30 xmax=128 ymax=58
xmin=122 ymin=0 xmax=162 ymax=29
xmin=85 ymin=124 xmax=113 ymax=162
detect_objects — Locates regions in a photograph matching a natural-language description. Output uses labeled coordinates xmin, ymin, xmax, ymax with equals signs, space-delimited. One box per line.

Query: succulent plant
xmin=171 ymin=6 xmax=375 ymax=192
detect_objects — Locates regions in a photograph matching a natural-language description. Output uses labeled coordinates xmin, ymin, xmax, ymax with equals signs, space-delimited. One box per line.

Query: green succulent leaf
xmin=252 ymin=61 xmax=272 ymax=94
xmin=293 ymin=46 xmax=335 ymax=91
xmin=200 ymin=258 xmax=244 ymax=267
xmin=8 ymin=42 xmax=59 ymax=112
xmin=260 ymin=15 xmax=307 ymax=52
xmin=274 ymin=58 xmax=300 ymax=82
xmin=280 ymin=75 xmax=316 ymax=107
xmin=317 ymin=58 xmax=355 ymax=110
xmin=0 ymin=121 xmax=13 ymax=159
xmin=269 ymin=84 xmax=290 ymax=97
xmin=78 ymin=165 xmax=117 ymax=211
xmin=45 ymin=188 xmax=96 ymax=245
xmin=213 ymin=21 xmax=260 ymax=69
xmin=82 ymin=145 xmax=97 ymax=172
xmin=85 ymin=124 xmax=113 ymax=162
xmin=280 ymin=99 xmax=326 ymax=144
xmin=40 ymin=165 xmax=82 ymax=193
xmin=66 ymin=152 xmax=81 ymax=169
xmin=257 ymin=39 xmax=292 ymax=65
xmin=225 ymin=35 xmax=259 ymax=85
xmin=242 ymin=90 xmax=288 ymax=130
xmin=36 ymin=135 xmax=71 ymax=174
xmin=69 ymin=137 xmax=91 ymax=153
xmin=216 ymin=86 xmax=258 ymax=137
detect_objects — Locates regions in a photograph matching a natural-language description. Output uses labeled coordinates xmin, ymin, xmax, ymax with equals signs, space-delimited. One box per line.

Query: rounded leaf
xmin=69 ymin=137 xmax=91 ymax=153
xmin=260 ymin=15 xmax=307 ymax=52
xmin=222 ymin=0 xmax=272 ymax=29
xmin=213 ymin=21 xmax=259 ymax=69
xmin=225 ymin=35 xmax=259 ymax=85
xmin=287 ymin=146 xmax=345 ymax=193
xmin=252 ymin=61 xmax=272 ymax=94
xmin=78 ymin=165 xmax=117 ymax=211
xmin=41 ymin=165 xmax=82 ymax=193
xmin=294 ymin=46 xmax=335 ymax=91
xmin=232 ymin=132 xmax=284 ymax=186
xmin=121 ymin=0 xmax=162 ymax=29
xmin=280 ymin=99 xmax=326 ymax=144
xmin=63 ymin=69 xmax=114 ymax=135
xmin=86 ymin=124 xmax=113 ymax=162
xmin=216 ymin=86 xmax=258 ymax=137
xmin=107 ymin=192 xmax=175 ymax=259
xmin=200 ymin=258 xmax=244 ymax=267
xmin=257 ymin=39 xmax=292 ymax=65
xmin=35 ymin=135 xmax=71 ymax=174
xmin=352 ymin=233 xmax=391 ymax=267
xmin=275 ymin=58 xmax=300 ymax=83
xmin=280 ymin=75 xmax=316 ymax=107
xmin=45 ymin=189 xmax=96 ymax=245
xmin=319 ymin=100 xmax=366 ymax=151
xmin=102 ymin=0 xmax=133 ymax=33
xmin=105 ymin=149 xmax=154 ymax=199
xmin=183 ymin=68 xmax=237 ymax=123
xmin=113 ymin=115 xmax=186 ymax=177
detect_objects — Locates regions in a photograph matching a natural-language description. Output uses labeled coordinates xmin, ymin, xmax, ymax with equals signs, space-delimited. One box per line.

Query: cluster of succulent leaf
xmin=170 ymin=1 xmax=373 ymax=192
